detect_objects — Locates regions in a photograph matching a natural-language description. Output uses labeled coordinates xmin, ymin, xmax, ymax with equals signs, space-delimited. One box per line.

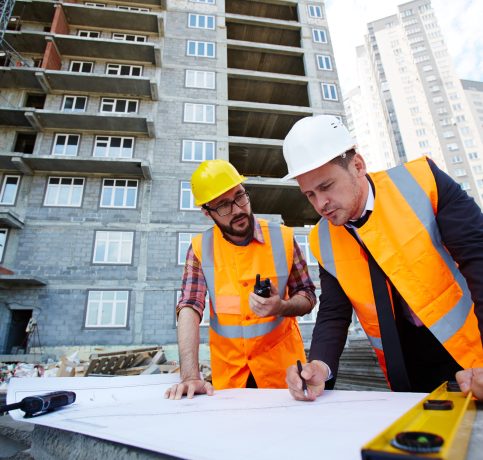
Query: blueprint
xmin=7 ymin=374 xmax=424 ymax=460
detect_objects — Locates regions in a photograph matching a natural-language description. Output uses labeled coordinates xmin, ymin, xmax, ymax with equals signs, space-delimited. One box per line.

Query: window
xmin=176 ymin=290 xmax=210 ymax=326
xmin=85 ymin=2 xmax=106 ymax=7
xmin=180 ymin=181 xmax=197 ymax=210
xmin=468 ymin=152 xmax=479 ymax=160
xmin=93 ymin=136 xmax=134 ymax=158
xmin=0 ymin=176 xmax=20 ymax=205
xmin=14 ymin=133 xmax=36 ymax=154
xmin=433 ymin=96 xmax=444 ymax=104
xmin=416 ymin=129 xmax=426 ymax=136
xmin=106 ymin=63 xmax=142 ymax=77
xmin=182 ymin=140 xmax=215 ymax=162
xmin=44 ymin=177 xmax=84 ymax=207
xmin=316 ymin=55 xmax=332 ymax=71
xmin=191 ymin=0 xmax=215 ymax=3
xmin=185 ymin=70 xmax=216 ymax=89
xmin=178 ymin=233 xmax=196 ymax=265
xmin=442 ymin=130 xmax=455 ymax=139
xmin=78 ymin=30 xmax=100 ymax=38
xmin=187 ymin=40 xmax=215 ymax=58
xmin=447 ymin=143 xmax=459 ymax=151
xmin=0 ymin=229 xmax=7 ymax=261
xmin=100 ymin=179 xmax=138 ymax=208
xmin=308 ymin=5 xmax=323 ymax=18
xmin=85 ymin=290 xmax=129 ymax=328
xmin=473 ymin=165 xmax=483 ymax=174
xmin=52 ymin=134 xmax=80 ymax=156
xmin=100 ymin=98 xmax=138 ymax=114
xmin=312 ymin=28 xmax=327 ymax=43
xmin=451 ymin=155 xmax=462 ymax=164
xmin=93 ymin=231 xmax=134 ymax=264
xmin=184 ymin=103 xmax=215 ymax=123
xmin=188 ymin=13 xmax=215 ymax=29
xmin=418 ymin=140 xmax=429 ymax=148
xmin=112 ymin=33 xmax=147 ymax=43
xmin=459 ymin=182 xmax=470 ymax=191
xmin=62 ymin=95 xmax=87 ymax=112
xmin=294 ymin=235 xmax=317 ymax=266
xmin=117 ymin=5 xmax=149 ymax=12
xmin=298 ymin=288 xmax=320 ymax=323
xmin=70 ymin=61 xmax=94 ymax=73
xmin=321 ymin=83 xmax=338 ymax=101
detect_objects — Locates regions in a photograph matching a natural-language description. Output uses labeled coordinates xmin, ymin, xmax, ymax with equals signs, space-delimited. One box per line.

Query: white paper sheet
xmin=7 ymin=375 xmax=424 ymax=460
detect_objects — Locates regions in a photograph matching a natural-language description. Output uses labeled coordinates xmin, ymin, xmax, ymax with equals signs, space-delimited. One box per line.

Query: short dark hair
xmin=329 ymin=148 xmax=357 ymax=169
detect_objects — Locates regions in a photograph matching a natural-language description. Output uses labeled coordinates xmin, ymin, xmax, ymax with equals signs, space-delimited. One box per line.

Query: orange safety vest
xmin=309 ymin=157 xmax=483 ymax=383
xmin=191 ymin=219 xmax=306 ymax=389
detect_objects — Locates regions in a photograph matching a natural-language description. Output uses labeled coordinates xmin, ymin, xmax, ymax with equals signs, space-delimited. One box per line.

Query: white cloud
xmin=325 ymin=0 xmax=483 ymax=95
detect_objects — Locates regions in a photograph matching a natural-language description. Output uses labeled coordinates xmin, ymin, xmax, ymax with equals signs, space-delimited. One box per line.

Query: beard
xmin=214 ymin=211 xmax=255 ymax=240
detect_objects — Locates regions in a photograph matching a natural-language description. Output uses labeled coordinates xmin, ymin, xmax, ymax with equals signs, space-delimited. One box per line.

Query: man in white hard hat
xmin=282 ymin=115 xmax=483 ymax=400
xmin=164 ymin=159 xmax=317 ymax=399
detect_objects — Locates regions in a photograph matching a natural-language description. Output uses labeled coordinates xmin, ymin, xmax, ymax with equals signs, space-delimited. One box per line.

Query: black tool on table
xmin=0 ymin=390 xmax=76 ymax=418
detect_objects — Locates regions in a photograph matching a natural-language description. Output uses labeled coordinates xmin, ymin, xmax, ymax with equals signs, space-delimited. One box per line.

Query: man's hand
xmin=286 ymin=360 xmax=328 ymax=401
xmin=249 ymin=284 xmax=283 ymax=317
xmin=164 ymin=379 xmax=214 ymax=400
xmin=456 ymin=368 xmax=483 ymax=400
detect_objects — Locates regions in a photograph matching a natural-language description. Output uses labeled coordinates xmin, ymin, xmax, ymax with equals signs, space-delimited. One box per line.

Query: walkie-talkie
xmin=254 ymin=274 xmax=271 ymax=298
xmin=0 ymin=390 xmax=76 ymax=418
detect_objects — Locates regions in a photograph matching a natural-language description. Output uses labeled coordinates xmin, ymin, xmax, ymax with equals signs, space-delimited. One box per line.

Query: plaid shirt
xmin=177 ymin=218 xmax=316 ymax=320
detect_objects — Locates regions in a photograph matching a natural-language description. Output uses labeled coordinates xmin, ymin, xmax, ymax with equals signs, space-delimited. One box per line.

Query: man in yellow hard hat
xmin=281 ymin=115 xmax=483 ymax=400
xmin=165 ymin=159 xmax=316 ymax=399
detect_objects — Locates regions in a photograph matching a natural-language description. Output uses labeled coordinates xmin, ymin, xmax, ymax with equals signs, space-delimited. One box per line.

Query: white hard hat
xmin=282 ymin=115 xmax=356 ymax=180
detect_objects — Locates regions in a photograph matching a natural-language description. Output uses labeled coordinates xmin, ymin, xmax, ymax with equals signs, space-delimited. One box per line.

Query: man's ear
xmin=352 ymin=153 xmax=367 ymax=177
xmin=201 ymin=207 xmax=210 ymax=218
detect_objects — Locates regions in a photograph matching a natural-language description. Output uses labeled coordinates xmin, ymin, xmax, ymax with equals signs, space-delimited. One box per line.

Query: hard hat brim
xmin=194 ymin=175 xmax=247 ymax=206
xmin=282 ymin=145 xmax=355 ymax=180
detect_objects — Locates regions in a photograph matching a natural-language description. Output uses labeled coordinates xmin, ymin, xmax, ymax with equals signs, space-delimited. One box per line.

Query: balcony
xmin=0 ymin=209 xmax=24 ymax=229
xmin=62 ymin=4 xmax=162 ymax=35
xmin=228 ymin=40 xmax=304 ymax=75
xmin=226 ymin=15 xmax=300 ymax=47
xmin=12 ymin=1 xmax=163 ymax=34
xmin=0 ymin=108 xmax=155 ymax=137
xmin=51 ymin=35 xmax=160 ymax=65
xmin=225 ymin=0 xmax=299 ymax=22
xmin=244 ymin=177 xmax=319 ymax=227
xmin=3 ymin=31 xmax=160 ymax=66
xmin=228 ymin=101 xmax=311 ymax=139
xmin=0 ymin=153 xmax=152 ymax=180
xmin=0 ymin=67 xmax=157 ymax=100
xmin=228 ymin=70 xmax=309 ymax=106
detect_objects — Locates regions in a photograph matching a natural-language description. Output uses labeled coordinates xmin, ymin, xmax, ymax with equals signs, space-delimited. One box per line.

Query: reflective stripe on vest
xmin=201 ymin=223 xmax=289 ymax=339
xmin=367 ymin=334 xmax=383 ymax=350
xmin=387 ymin=166 xmax=473 ymax=344
xmin=318 ymin=219 xmax=336 ymax=278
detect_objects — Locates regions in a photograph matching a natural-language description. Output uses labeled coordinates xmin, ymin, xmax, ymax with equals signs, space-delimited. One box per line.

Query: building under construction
xmin=0 ymin=0 xmax=345 ymax=355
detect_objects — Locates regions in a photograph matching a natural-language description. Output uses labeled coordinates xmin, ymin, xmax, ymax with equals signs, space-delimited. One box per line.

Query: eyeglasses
xmin=203 ymin=192 xmax=250 ymax=217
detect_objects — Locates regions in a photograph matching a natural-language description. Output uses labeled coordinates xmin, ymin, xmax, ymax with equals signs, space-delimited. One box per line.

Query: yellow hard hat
xmin=191 ymin=159 xmax=247 ymax=206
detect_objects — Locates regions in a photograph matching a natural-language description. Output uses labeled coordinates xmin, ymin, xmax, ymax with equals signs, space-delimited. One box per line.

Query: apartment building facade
xmin=0 ymin=0 xmax=345 ymax=355
xmin=344 ymin=0 xmax=483 ymax=206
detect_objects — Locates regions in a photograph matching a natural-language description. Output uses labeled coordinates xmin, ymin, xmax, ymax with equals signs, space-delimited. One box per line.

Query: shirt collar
xmin=347 ymin=177 xmax=374 ymax=225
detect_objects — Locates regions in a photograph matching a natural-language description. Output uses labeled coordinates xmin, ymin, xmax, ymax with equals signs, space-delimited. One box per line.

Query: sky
xmin=324 ymin=0 xmax=483 ymax=96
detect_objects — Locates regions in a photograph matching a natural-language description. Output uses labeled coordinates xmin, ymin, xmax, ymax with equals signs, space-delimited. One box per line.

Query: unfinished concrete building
xmin=0 ymin=0 xmax=345 ymax=355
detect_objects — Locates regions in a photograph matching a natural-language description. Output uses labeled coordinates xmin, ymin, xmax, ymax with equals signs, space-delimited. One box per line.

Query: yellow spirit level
xmin=361 ymin=382 xmax=476 ymax=460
